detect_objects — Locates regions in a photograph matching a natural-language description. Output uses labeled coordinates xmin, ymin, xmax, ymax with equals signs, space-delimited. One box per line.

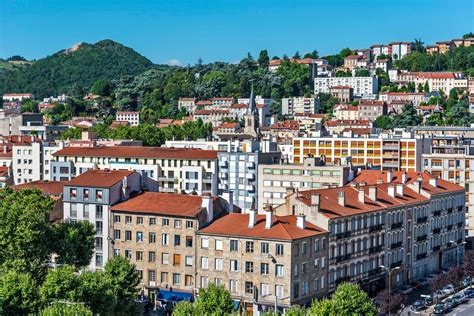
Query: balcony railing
xmin=416 ymin=253 xmax=427 ymax=260
xmin=457 ymin=222 xmax=464 ymax=228
xmin=368 ymin=268 xmax=382 ymax=277
xmin=447 ymin=225 xmax=453 ymax=231
xmin=335 ymin=253 xmax=352 ymax=263
xmin=369 ymin=224 xmax=384 ymax=233
xmin=369 ymin=245 xmax=383 ymax=254
xmin=391 ymin=241 xmax=403 ymax=249
xmin=447 ymin=209 xmax=453 ymax=214
xmin=433 ymin=210 xmax=441 ymax=217
xmin=391 ymin=222 xmax=403 ymax=229
xmin=417 ymin=216 xmax=428 ymax=224
xmin=432 ymin=228 xmax=441 ymax=234
xmin=433 ymin=245 xmax=441 ymax=251
xmin=335 ymin=276 xmax=351 ymax=286
xmin=334 ymin=231 xmax=352 ymax=240
xmin=417 ymin=235 xmax=427 ymax=242
xmin=390 ymin=261 xmax=402 ymax=269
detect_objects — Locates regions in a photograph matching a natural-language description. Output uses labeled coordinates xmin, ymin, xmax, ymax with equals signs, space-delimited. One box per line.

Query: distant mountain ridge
xmin=0 ymin=39 xmax=154 ymax=98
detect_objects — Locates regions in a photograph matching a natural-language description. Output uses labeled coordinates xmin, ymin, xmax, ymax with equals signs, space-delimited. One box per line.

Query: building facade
xmin=314 ymin=77 xmax=378 ymax=98
xmin=281 ymin=97 xmax=320 ymax=116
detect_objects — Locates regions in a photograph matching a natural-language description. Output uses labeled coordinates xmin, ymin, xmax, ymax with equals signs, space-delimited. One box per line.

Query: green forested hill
xmin=0 ymin=40 xmax=154 ymax=98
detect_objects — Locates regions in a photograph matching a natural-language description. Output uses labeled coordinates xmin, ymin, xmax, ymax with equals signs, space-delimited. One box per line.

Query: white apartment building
xmin=333 ymin=104 xmax=360 ymax=121
xmin=281 ymin=97 xmax=320 ymax=115
xmin=116 ymin=111 xmax=140 ymax=126
xmin=390 ymin=42 xmax=412 ymax=60
xmin=314 ymin=77 xmax=378 ymax=97
xmin=396 ymin=72 xmax=468 ymax=93
xmin=379 ymin=92 xmax=427 ymax=107
xmin=2 ymin=93 xmax=34 ymax=102
xmin=178 ymin=98 xmax=196 ymax=113
xmin=238 ymin=95 xmax=272 ymax=107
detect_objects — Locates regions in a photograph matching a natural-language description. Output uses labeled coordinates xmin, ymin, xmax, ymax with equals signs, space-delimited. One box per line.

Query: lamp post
xmin=380 ymin=265 xmax=400 ymax=316
xmin=449 ymin=240 xmax=466 ymax=268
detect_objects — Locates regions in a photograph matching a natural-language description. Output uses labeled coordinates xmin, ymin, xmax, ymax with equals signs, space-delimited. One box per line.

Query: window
xmin=186 ymin=221 xmax=194 ymax=229
xmin=230 ymin=260 xmax=238 ymax=272
xmin=276 ymin=244 xmax=284 ymax=256
xmin=214 ymin=258 xmax=223 ymax=271
xmin=172 ymin=273 xmax=180 ymax=285
xmin=293 ymin=283 xmax=299 ymax=298
xmin=215 ymin=240 xmax=223 ymax=250
xmin=314 ymin=258 xmax=319 ymax=270
xmin=125 ymin=230 xmax=132 ymax=241
xmin=149 ymin=251 xmax=156 ymax=262
xmin=173 ymin=254 xmax=181 ymax=266
xmin=174 ymin=220 xmax=182 ymax=228
xmin=161 ymin=272 xmax=168 ymax=283
xmin=137 ymin=217 xmax=143 ymax=224
xmin=125 ymin=250 xmax=132 ymax=259
xmin=230 ymin=280 xmax=238 ymax=293
xmin=245 ymin=281 xmax=254 ymax=294
xmin=162 ymin=234 xmax=169 ymax=245
xmin=302 ymin=242 xmax=307 ymax=255
xmin=70 ymin=204 xmax=77 ymax=218
xmin=261 ymin=263 xmax=269 ymax=275
xmin=185 ymin=275 xmax=193 ymax=287
xmin=201 ymin=257 xmax=209 ymax=269
xmin=201 ymin=276 xmax=209 ymax=288
xmin=95 ymin=221 xmax=103 ymax=235
xmin=246 ymin=241 xmax=254 ymax=253
xmin=136 ymin=231 xmax=144 ymax=242
xmin=162 ymin=219 xmax=169 ymax=227
xmin=245 ymin=261 xmax=254 ymax=273
xmin=261 ymin=242 xmax=269 ymax=254
xmin=114 ymin=249 xmax=120 ymax=257
xmin=148 ymin=270 xmax=156 ymax=283
xmin=95 ymin=190 xmax=103 ymax=201
xmin=174 ymin=235 xmax=181 ymax=246
xmin=261 ymin=283 xmax=270 ymax=296
xmin=185 ymin=256 xmax=193 ymax=266
xmin=113 ymin=215 xmax=121 ymax=223
xmin=276 ymin=264 xmax=284 ymax=277
xmin=70 ymin=188 xmax=77 ymax=199
xmin=114 ymin=229 xmax=121 ymax=240
xmin=201 ymin=238 xmax=209 ymax=248
xmin=149 ymin=218 xmax=156 ymax=225
xmin=96 ymin=206 xmax=103 ymax=219
xmin=125 ymin=216 xmax=132 ymax=224
xmin=83 ymin=189 xmax=89 ymax=200
xmin=186 ymin=236 xmax=193 ymax=247
xmin=149 ymin=232 xmax=156 ymax=243
xmin=302 ymin=262 xmax=307 ymax=274
xmin=230 ymin=240 xmax=238 ymax=251
xmin=276 ymin=285 xmax=284 ymax=298
xmin=96 ymin=254 xmax=103 ymax=267
xmin=136 ymin=251 xmax=143 ymax=261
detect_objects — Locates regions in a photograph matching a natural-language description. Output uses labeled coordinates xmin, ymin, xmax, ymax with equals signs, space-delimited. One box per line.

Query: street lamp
xmin=449 ymin=240 xmax=466 ymax=268
xmin=380 ymin=265 xmax=400 ymax=316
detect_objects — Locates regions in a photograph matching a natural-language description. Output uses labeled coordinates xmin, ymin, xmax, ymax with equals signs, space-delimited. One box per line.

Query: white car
xmin=442 ymin=284 xmax=454 ymax=295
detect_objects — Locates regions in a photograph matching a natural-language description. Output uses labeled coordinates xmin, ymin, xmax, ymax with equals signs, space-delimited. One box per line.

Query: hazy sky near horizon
xmin=1 ymin=0 xmax=473 ymax=65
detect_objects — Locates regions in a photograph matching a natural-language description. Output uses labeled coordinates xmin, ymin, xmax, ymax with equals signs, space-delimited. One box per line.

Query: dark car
xmin=465 ymin=288 xmax=474 ymax=298
xmin=424 ymin=295 xmax=433 ymax=305
xmin=453 ymin=293 xmax=468 ymax=304
xmin=444 ymin=299 xmax=454 ymax=311
xmin=411 ymin=300 xmax=426 ymax=311
xmin=433 ymin=303 xmax=446 ymax=314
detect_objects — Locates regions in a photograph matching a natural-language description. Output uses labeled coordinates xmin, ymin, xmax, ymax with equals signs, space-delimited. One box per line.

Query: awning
xmin=233 ymin=300 xmax=241 ymax=311
xmin=156 ymin=289 xmax=193 ymax=302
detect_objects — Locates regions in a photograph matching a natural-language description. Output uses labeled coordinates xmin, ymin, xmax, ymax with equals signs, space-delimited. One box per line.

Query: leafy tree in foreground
xmin=39 ymin=265 xmax=81 ymax=305
xmin=0 ymin=270 xmax=40 ymax=315
xmin=39 ymin=302 xmax=93 ymax=316
xmin=195 ymin=284 xmax=234 ymax=315
xmin=375 ymin=115 xmax=393 ymax=129
xmin=52 ymin=220 xmax=95 ymax=268
xmin=78 ymin=271 xmax=115 ymax=315
xmin=173 ymin=301 xmax=199 ymax=316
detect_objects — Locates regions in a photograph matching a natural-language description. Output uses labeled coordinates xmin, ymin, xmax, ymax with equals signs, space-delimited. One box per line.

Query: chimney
xmin=429 ymin=176 xmax=438 ymax=188
xmin=387 ymin=170 xmax=393 ymax=183
xmin=3 ymin=146 xmax=7 ymax=154
xmin=396 ymin=183 xmax=404 ymax=196
xmin=402 ymin=172 xmax=408 ymax=184
xmin=388 ymin=185 xmax=396 ymax=197
xmin=311 ymin=193 xmax=320 ymax=207
xmin=358 ymin=189 xmax=365 ymax=204
xmin=296 ymin=214 xmax=306 ymax=229
xmin=201 ymin=194 xmax=214 ymax=223
xmin=265 ymin=205 xmax=274 ymax=229
xmin=338 ymin=191 xmax=345 ymax=207
xmin=412 ymin=180 xmax=422 ymax=193
xmin=122 ymin=176 xmax=130 ymax=200
xmin=369 ymin=186 xmax=377 ymax=201
xmin=248 ymin=209 xmax=257 ymax=228
xmin=286 ymin=187 xmax=295 ymax=197
xmin=221 ymin=191 xmax=234 ymax=213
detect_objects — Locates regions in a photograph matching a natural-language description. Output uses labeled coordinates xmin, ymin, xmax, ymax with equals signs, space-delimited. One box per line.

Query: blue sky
xmin=1 ymin=0 xmax=473 ymax=65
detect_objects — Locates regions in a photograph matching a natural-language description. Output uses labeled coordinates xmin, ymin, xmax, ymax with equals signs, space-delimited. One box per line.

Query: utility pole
xmin=380 ymin=265 xmax=400 ymax=316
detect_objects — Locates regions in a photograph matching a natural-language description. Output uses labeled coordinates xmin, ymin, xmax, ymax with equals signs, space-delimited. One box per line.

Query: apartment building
xmin=329 ymin=86 xmax=353 ymax=103
xmin=370 ymin=44 xmax=390 ymax=60
xmin=116 ymin=111 xmax=140 ymax=126
xmin=238 ymin=95 xmax=273 ymax=108
xmin=0 ymin=111 xmax=43 ymax=136
xmin=110 ymin=192 xmax=232 ymax=296
xmin=212 ymin=98 xmax=234 ymax=108
xmin=178 ymin=98 xmax=197 ymax=113
xmin=62 ymin=169 xmax=159 ymax=270
xmin=2 ymin=93 xmax=34 ymax=102
xmin=332 ymin=104 xmax=360 ymax=121
xmin=197 ymin=209 xmax=329 ymax=312
xmin=257 ymin=157 xmax=352 ymax=211
xmin=390 ymin=42 xmax=412 ymax=60
xmin=314 ymin=77 xmax=378 ymax=98
xmin=422 ymin=137 xmax=474 ymax=237
xmin=193 ymin=110 xmax=234 ymax=127
xmin=217 ymin=151 xmax=281 ymax=213
xmin=292 ymin=133 xmax=432 ymax=171
xmin=395 ymin=72 xmax=468 ymax=93
xmin=344 ymin=55 xmax=365 ymax=70
xmin=276 ymin=170 xmax=465 ymax=295
xmin=281 ymin=97 xmax=320 ymax=116
xmin=52 ymin=146 xmax=219 ymax=195
xmin=358 ymin=101 xmax=387 ymax=122
xmin=378 ymin=92 xmax=427 ymax=107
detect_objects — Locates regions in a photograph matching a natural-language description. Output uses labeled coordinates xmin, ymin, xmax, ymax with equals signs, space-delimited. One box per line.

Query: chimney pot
xmin=248 ymin=209 xmax=257 ymax=228
xmin=358 ymin=189 xmax=365 ymax=204
xmin=396 ymin=183 xmax=404 ymax=196
xmin=338 ymin=190 xmax=345 ymax=207
xmin=388 ymin=185 xmax=396 ymax=197
xmin=429 ymin=176 xmax=438 ymax=188
xmin=265 ymin=207 xmax=274 ymax=229
xmin=369 ymin=186 xmax=377 ymax=201
xmin=402 ymin=172 xmax=408 ymax=184
xmin=387 ymin=170 xmax=393 ymax=183
xmin=296 ymin=214 xmax=306 ymax=229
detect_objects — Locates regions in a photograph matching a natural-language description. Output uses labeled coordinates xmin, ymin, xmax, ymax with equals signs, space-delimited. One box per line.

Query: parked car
xmin=411 ymin=300 xmax=426 ymax=311
xmin=463 ymin=276 xmax=472 ymax=288
xmin=433 ymin=303 xmax=447 ymax=314
xmin=423 ymin=295 xmax=433 ymax=305
xmin=397 ymin=285 xmax=414 ymax=295
xmin=442 ymin=284 xmax=455 ymax=295
xmin=453 ymin=293 xmax=468 ymax=304
xmin=444 ymin=300 xmax=454 ymax=312
xmin=464 ymin=288 xmax=474 ymax=298
xmin=418 ymin=277 xmax=430 ymax=287
xmin=445 ymin=297 xmax=456 ymax=308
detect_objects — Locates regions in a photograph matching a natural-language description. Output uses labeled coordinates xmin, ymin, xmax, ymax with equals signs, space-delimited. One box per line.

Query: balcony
xmin=457 ymin=238 xmax=463 ymax=244
xmin=369 ymin=245 xmax=383 ymax=254
xmin=433 ymin=210 xmax=441 ymax=217
xmin=202 ymin=177 xmax=213 ymax=184
xmin=390 ymin=261 xmax=402 ymax=269
xmin=457 ymin=222 xmax=464 ymax=228
xmin=219 ymin=172 xmax=228 ymax=179
xmin=334 ymin=231 xmax=352 ymax=240
xmin=369 ymin=224 xmax=384 ymax=233
xmin=335 ymin=276 xmax=352 ymax=286
xmin=158 ymin=176 xmax=174 ymax=182
xmin=416 ymin=253 xmax=427 ymax=260
xmin=416 ymin=235 xmax=427 ymax=242
xmin=245 ymin=173 xmax=255 ymax=180
xmin=447 ymin=225 xmax=453 ymax=231
xmin=417 ymin=216 xmax=428 ymax=224
xmin=433 ymin=245 xmax=441 ymax=251
xmin=391 ymin=241 xmax=403 ymax=249
xmin=335 ymin=253 xmax=352 ymax=263
xmin=447 ymin=209 xmax=453 ymax=214
xmin=391 ymin=222 xmax=403 ymax=229
xmin=432 ymin=228 xmax=441 ymax=234
xmin=219 ymin=160 xmax=228 ymax=168
xmin=368 ymin=268 xmax=382 ymax=277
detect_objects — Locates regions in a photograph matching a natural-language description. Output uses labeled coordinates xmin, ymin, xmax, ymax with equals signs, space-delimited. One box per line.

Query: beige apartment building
xmin=197 ymin=208 xmax=329 ymax=312
xmin=257 ymin=157 xmax=352 ymax=211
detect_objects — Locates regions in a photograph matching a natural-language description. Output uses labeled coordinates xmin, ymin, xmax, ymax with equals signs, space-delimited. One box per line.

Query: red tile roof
xmin=345 ymin=55 xmax=362 ymax=60
xmin=3 ymin=93 xmax=33 ymax=97
xmin=199 ymin=213 xmax=326 ymax=240
xmin=219 ymin=122 xmax=239 ymax=129
xmin=271 ymin=120 xmax=300 ymax=130
xmin=325 ymin=119 xmax=370 ymax=127
xmin=230 ymin=104 xmax=249 ymax=109
xmin=178 ymin=98 xmax=195 ymax=102
xmin=194 ymin=109 xmax=230 ymax=115
xmin=13 ymin=180 xmax=66 ymax=196
xmin=111 ymin=192 xmax=205 ymax=217
xmin=53 ymin=146 xmax=219 ymax=160
xmin=117 ymin=111 xmax=139 ymax=115
xmin=196 ymin=100 xmax=212 ymax=105
xmin=212 ymin=97 xmax=233 ymax=101
xmin=66 ymin=169 xmax=135 ymax=188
